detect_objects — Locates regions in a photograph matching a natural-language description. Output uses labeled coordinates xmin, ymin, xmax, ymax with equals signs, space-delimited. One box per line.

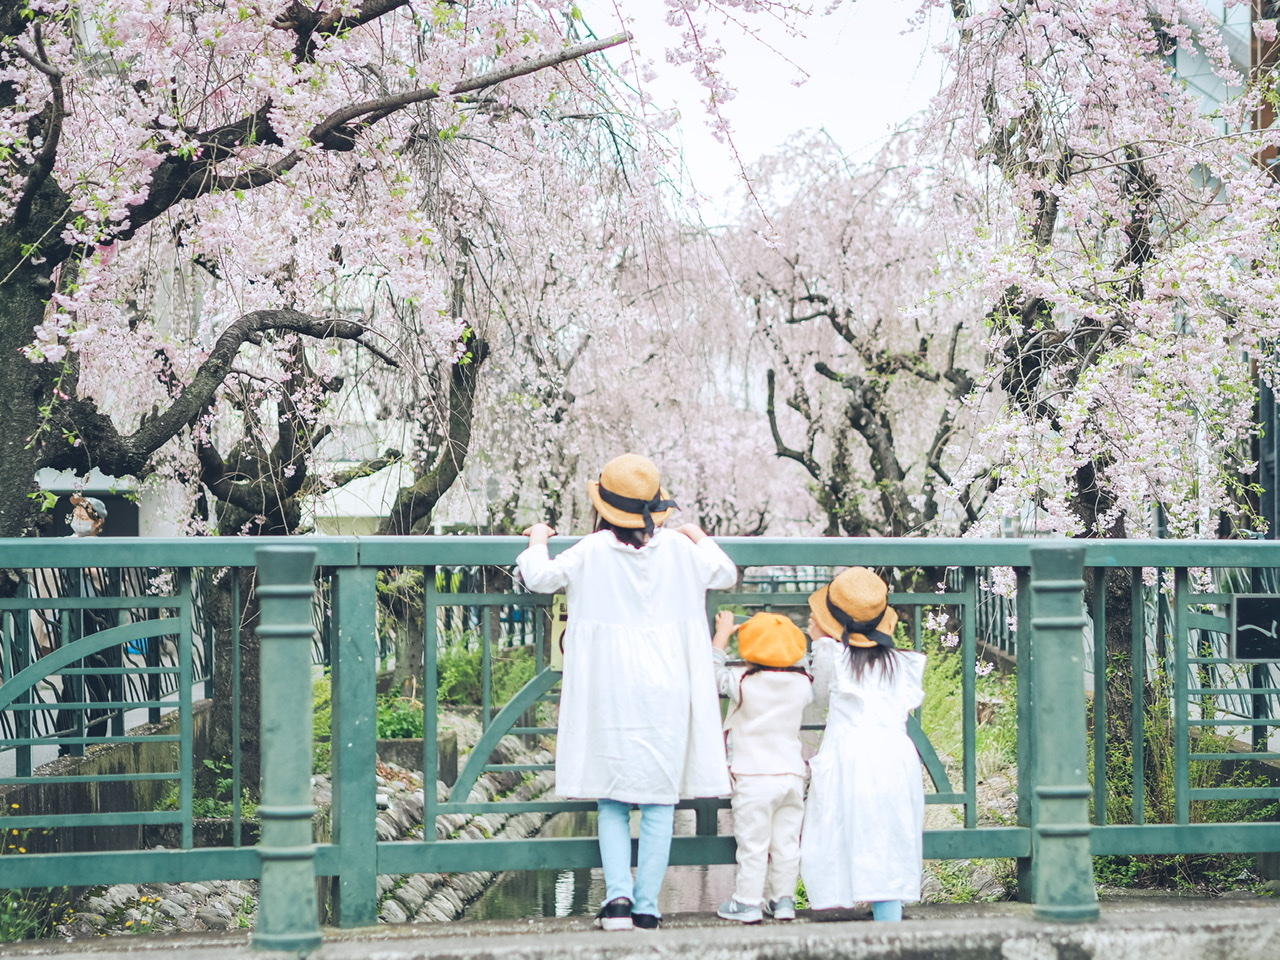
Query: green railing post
xmin=1014 ymin=566 xmax=1034 ymax=901
xmin=1028 ymin=544 xmax=1098 ymax=922
xmin=253 ymin=546 xmax=323 ymax=955
xmin=331 ymin=565 xmax=379 ymax=927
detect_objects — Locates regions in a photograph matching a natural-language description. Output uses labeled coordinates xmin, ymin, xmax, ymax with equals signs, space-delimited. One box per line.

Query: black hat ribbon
xmin=596 ymin=481 xmax=678 ymax=537
xmin=825 ymin=595 xmax=895 ymax=647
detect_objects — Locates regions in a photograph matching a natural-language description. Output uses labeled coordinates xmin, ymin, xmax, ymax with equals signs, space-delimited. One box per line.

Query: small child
xmin=711 ymin=610 xmax=813 ymax=924
xmin=519 ymin=453 xmax=736 ymax=932
xmin=800 ymin=566 xmax=926 ymax=923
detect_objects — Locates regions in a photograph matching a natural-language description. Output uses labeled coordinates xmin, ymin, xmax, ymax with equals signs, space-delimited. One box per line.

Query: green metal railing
xmin=2 ymin=536 xmax=1280 ymax=950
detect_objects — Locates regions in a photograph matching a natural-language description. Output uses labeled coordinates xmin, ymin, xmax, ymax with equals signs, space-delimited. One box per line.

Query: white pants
xmin=731 ymin=773 xmax=806 ymax=905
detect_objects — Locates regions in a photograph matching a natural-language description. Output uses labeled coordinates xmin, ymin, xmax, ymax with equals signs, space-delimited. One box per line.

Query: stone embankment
xmin=55 ymin=726 xmax=555 ymax=939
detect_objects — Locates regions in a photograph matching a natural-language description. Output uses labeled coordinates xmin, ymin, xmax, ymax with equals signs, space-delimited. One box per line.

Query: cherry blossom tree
xmin=442 ymin=206 xmax=794 ymax=540
xmin=0 ymin=0 xmax=634 ymax=542
xmin=919 ymin=0 xmax=1280 ymax=812
xmin=720 ymin=132 xmax=981 ymax=538
xmin=925 ymin=0 xmax=1277 ymax=540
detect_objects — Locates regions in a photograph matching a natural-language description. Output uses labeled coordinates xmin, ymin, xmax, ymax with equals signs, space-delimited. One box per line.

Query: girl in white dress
xmin=517 ymin=453 xmax=737 ymax=931
xmin=800 ymin=566 xmax=926 ymax=923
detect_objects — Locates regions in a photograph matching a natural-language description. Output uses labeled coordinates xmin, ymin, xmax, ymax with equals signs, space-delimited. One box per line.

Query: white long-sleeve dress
xmin=516 ymin=529 xmax=737 ymax=804
xmin=800 ymin=637 xmax=927 ymax=905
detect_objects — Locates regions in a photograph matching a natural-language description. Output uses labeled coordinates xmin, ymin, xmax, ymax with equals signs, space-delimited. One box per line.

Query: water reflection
xmin=463 ymin=809 xmax=736 ymax=920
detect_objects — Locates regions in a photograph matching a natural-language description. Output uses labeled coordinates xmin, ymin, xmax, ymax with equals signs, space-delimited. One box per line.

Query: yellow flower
xmin=124 ymin=920 xmax=133 ymax=928
xmin=8 ymin=803 xmax=18 ymax=809
xmin=16 ymin=847 xmax=24 ymax=854
xmin=9 ymin=829 xmax=17 ymax=835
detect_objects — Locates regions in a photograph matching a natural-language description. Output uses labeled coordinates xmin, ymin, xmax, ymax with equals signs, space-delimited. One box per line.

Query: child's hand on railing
xmin=712 ymin=610 xmax=737 ymax=651
xmin=521 ymin=523 xmax=556 ymax=547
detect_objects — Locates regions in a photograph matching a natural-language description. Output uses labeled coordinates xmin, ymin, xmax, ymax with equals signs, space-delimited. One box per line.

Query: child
xmin=800 ymin=566 xmax=926 ymax=923
xmin=518 ymin=453 xmax=737 ymax=932
xmin=711 ymin=611 xmax=813 ymax=924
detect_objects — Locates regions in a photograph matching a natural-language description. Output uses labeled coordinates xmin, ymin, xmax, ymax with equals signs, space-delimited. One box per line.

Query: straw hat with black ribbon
xmin=587 ymin=454 xmax=678 ymax=536
xmin=808 ymin=567 xmax=899 ymax=648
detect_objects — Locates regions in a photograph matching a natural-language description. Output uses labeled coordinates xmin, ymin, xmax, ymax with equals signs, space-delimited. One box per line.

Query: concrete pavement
xmin=2 ymin=894 xmax=1278 ymax=960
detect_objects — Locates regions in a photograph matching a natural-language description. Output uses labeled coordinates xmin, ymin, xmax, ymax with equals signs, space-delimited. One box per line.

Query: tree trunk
xmin=0 ymin=262 xmax=52 ymax=539
xmin=200 ymin=566 xmax=263 ymax=799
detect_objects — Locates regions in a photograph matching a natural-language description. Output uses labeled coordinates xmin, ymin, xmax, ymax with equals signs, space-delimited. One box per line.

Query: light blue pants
xmin=596 ymin=799 xmax=675 ymax=917
xmin=872 ymin=899 xmax=903 ymax=921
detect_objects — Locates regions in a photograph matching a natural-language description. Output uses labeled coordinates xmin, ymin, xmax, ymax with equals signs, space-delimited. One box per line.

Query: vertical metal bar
xmin=252 ymin=546 xmax=322 ymax=955
xmin=110 ymin=606 xmax=126 ymax=737
xmin=9 ymin=608 xmax=33 ymax=778
xmin=331 ymin=564 xmax=379 ymax=928
xmin=1131 ymin=568 xmax=1146 ymax=825
xmin=960 ymin=566 xmax=977 ymax=829
xmin=481 ymin=605 xmax=492 ymax=723
xmin=424 ymin=567 xmax=439 ymax=843
xmin=1027 ymin=544 xmax=1097 ymax=922
xmin=912 ymin=602 xmax=922 ymax=652
xmin=534 ymin=598 xmax=544 ymax=672
xmin=146 ymin=596 xmax=161 ymax=726
xmin=1252 ymin=663 xmax=1270 ymax=752
xmin=1091 ymin=568 xmax=1108 ymax=826
xmin=693 ymin=798 xmax=717 ymax=836
xmin=62 ymin=608 xmax=84 ymax=757
xmin=178 ymin=570 xmax=194 ymax=850
xmin=1173 ymin=568 xmax=1189 ymax=825
xmin=1014 ymin=566 xmax=1033 ymax=901
xmin=232 ymin=572 xmax=243 ymax=846
xmin=203 ymin=570 xmax=216 ymax=700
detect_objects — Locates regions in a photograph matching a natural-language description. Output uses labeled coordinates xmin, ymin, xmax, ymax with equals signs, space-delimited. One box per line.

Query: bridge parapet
xmin=1 ymin=536 xmax=1279 ymax=950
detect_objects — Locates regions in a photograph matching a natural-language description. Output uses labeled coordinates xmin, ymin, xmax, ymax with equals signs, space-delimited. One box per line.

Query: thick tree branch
xmin=380 ymin=337 xmax=489 ymax=536
xmin=815 ymin=360 xmax=921 ymax=534
xmin=274 ymin=0 xmax=412 ymax=62
xmin=380 ymin=239 xmax=486 ymax=536
xmin=11 ymin=27 xmax=64 ymax=224
xmin=303 ymin=449 xmax=403 ymax=497
xmin=39 ymin=309 xmax=394 ymax=477
xmin=211 ymin=32 xmax=633 ymax=193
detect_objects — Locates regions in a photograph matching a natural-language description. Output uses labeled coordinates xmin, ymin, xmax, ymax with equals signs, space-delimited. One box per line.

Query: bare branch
xmin=765 ymin=368 xmax=822 ymax=481
xmin=12 ymin=26 xmax=65 ymax=223
xmin=12 ymin=40 xmax=59 ymax=77
xmin=213 ymin=32 xmax=633 ymax=193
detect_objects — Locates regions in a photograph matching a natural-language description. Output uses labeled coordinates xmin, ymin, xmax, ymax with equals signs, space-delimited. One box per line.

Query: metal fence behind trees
xmin=1 ymin=537 xmax=1279 ymax=948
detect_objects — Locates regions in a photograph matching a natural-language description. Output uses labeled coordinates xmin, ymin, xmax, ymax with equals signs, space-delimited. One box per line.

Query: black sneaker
xmin=594 ymin=897 xmax=634 ymax=932
xmin=632 ymin=913 xmax=661 ymax=930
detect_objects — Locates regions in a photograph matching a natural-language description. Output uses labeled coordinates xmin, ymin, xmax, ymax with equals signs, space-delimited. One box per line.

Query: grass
xmin=0 ymin=805 xmax=72 ymax=942
xmin=917 ymin=630 xmax=1020 ymax=900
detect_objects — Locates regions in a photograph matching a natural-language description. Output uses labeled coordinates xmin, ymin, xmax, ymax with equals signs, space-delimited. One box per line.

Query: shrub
xmin=313 ymin=673 xmax=333 ymax=774
xmin=376 ymin=695 xmax=424 ymax=739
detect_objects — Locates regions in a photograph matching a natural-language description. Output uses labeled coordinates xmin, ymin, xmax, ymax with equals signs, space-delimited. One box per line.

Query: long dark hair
xmin=845 ymin=643 xmax=900 ymax=683
xmin=593 ymin=513 xmax=650 ymax=550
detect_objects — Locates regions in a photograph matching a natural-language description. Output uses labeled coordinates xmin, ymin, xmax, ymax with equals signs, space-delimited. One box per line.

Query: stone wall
xmin=1 ymin=700 xmax=213 ymax=854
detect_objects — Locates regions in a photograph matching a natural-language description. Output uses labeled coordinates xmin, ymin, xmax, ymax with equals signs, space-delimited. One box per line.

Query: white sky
xmin=577 ymin=1 xmax=954 ymax=216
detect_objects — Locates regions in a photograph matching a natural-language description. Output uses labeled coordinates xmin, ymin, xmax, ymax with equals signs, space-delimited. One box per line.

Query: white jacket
xmin=712 ymin=648 xmax=812 ymax=778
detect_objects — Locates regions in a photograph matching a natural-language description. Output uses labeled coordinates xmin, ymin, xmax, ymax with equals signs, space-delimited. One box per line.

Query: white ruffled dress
xmin=800 ymin=638 xmax=927 ymax=906
xmin=516 ymin=528 xmax=736 ymax=804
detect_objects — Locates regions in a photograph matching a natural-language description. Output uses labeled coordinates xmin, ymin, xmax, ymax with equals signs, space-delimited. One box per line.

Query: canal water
xmin=463 ymin=809 xmax=737 ymax=920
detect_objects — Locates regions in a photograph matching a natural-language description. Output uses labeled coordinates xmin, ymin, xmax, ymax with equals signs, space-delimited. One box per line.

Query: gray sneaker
xmin=765 ymin=896 xmax=796 ymax=921
xmin=717 ymin=898 xmax=763 ymax=924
